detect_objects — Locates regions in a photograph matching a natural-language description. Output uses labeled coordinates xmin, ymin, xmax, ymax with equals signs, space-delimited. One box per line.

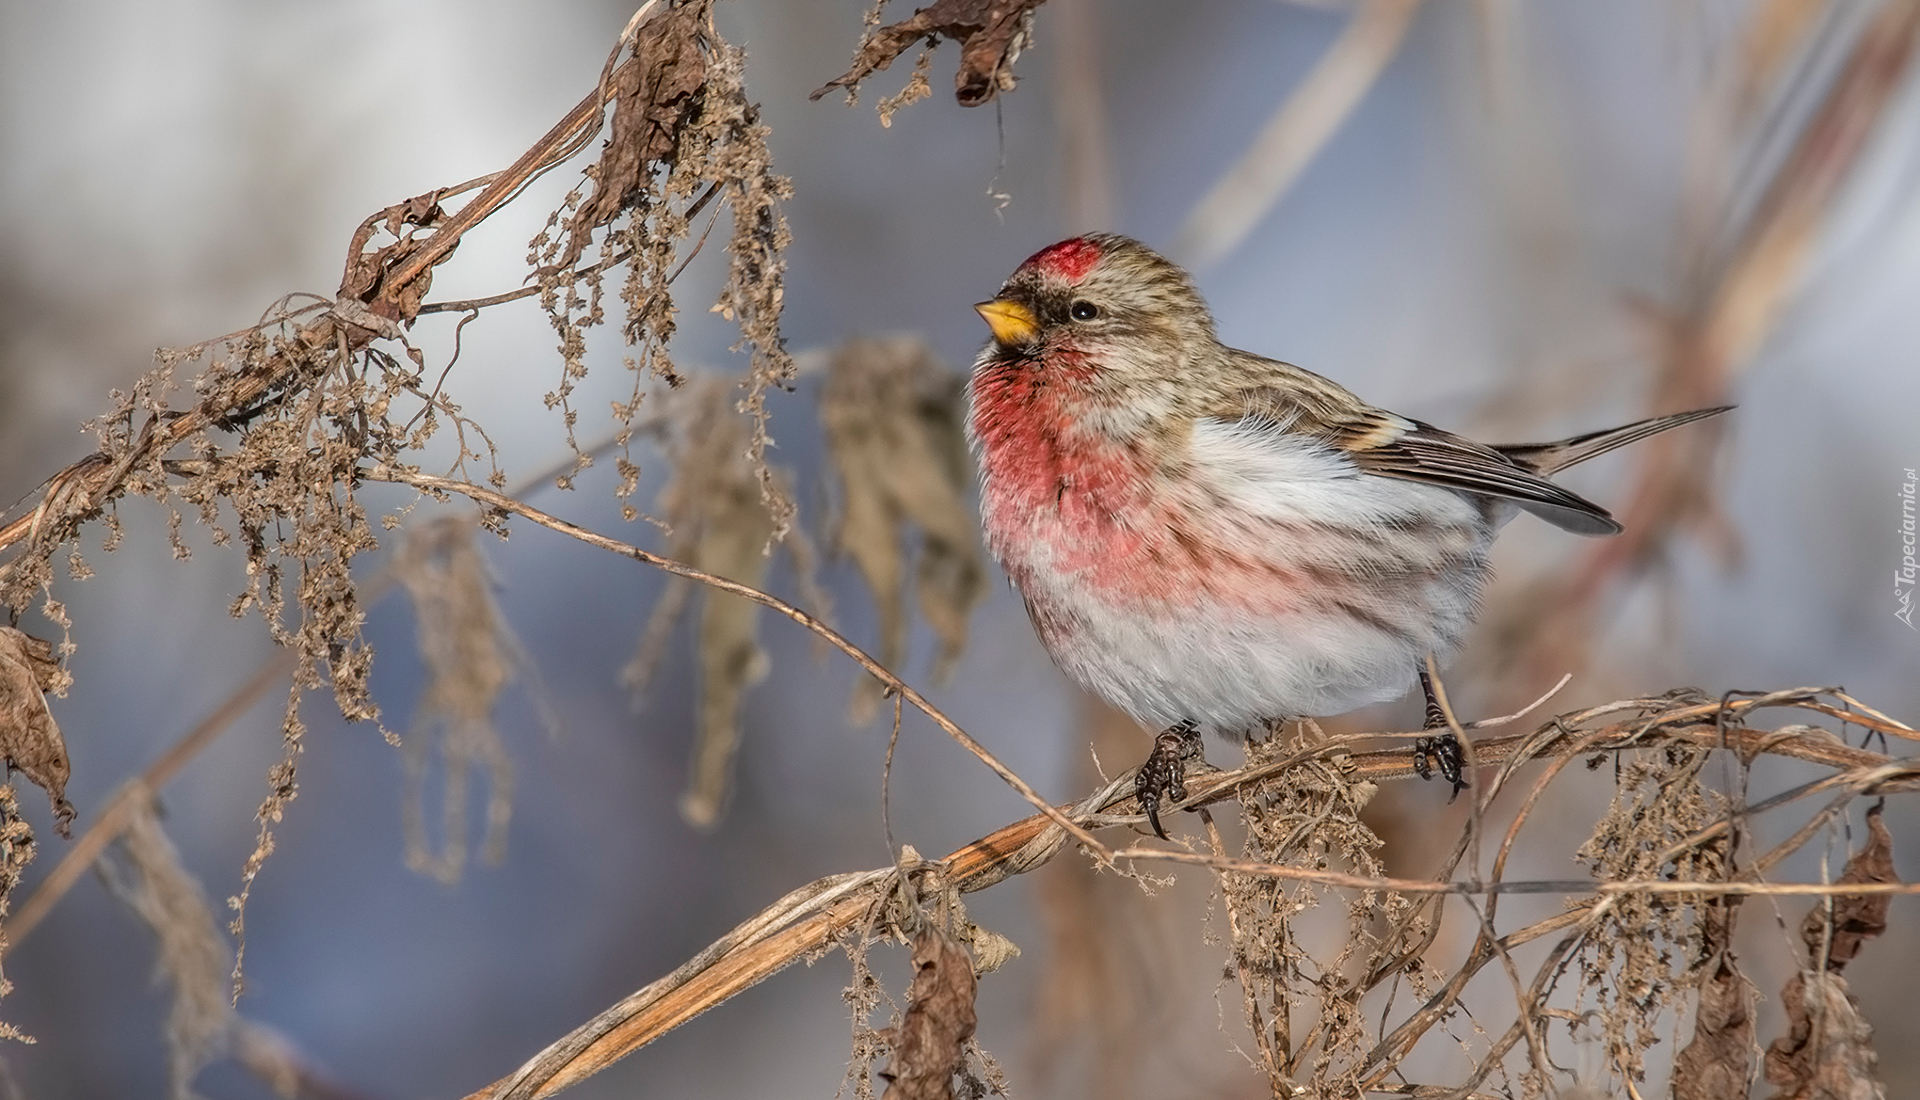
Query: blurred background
xmin=1 ymin=0 xmax=1917 ymax=1097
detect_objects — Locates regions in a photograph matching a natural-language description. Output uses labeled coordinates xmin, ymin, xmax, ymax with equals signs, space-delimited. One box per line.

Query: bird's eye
xmin=1069 ymin=300 xmax=1100 ymax=321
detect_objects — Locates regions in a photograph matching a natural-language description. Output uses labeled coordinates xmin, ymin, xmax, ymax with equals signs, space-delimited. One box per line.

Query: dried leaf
xmin=1674 ymin=954 xmax=1756 ymax=1100
xmin=1801 ymin=803 xmax=1895 ymax=971
xmin=821 ymin=339 xmax=984 ymax=724
xmin=0 ymin=627 xmax=74 ymax=836
xmin=338 ymin=189 xmax=451 ymax=324
xmin=1763 ymin=807 xmax=1896 ymax=1099
xmin=1764 ymin=971 xmax=1884 ymax=1100
xmin=879 ymin=925 xmax=978 ymax=1100
xmin=562 ymin=3 xmax=710 ymax=268
xmin=813 ymin=0 xmax=1049 ymax=107
xmin=957 ymin=920 xmax=1020 ymax=976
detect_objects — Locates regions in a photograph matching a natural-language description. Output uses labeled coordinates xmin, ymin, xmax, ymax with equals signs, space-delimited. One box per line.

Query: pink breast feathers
xmin=975 ymin=375 xmax=1337 ymax=627
xmin=973 ymin=367 xmax=1306 ymax=610
xmin=1021 ymin=237 xmax=1102 ymax=282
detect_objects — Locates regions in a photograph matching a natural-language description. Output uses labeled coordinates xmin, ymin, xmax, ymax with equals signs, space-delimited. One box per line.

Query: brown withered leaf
xmin=813 ymin=0 xmax=1049 ymax=107
xmin=1763 ymin=808 xmax=1896 ymax=1099
xmin=1801 ymin=803 xmax=1895 ymax=971
xmin=1763 ymin=971 xmax=1884 ymax=1100
xmin=1674 ymin=954 xmax=1756 ymax=1100
xmin=879 ymin=925 xmax=978 ymax=1100
xmin=338 ymin=188 xmax=452 ymax=325
xmin=821 ymin=339 xmax=984 ymax=724
xmin=563 ymin=2 xmax=710 ymax=268
xmin=0 ymin=626 xmax=74 ymax=836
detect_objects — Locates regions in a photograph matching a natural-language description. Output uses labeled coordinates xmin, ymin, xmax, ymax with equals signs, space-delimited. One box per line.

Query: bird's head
xmin=973 ymin=235 xmax=1216 ymax=378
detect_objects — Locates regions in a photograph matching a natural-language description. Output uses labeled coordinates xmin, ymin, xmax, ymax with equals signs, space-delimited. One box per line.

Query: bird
xmin=965 ymin=233 xmax=1729 ymax=838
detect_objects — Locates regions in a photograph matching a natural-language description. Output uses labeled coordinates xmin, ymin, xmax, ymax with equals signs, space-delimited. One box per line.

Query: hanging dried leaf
xmin=623 ymin=378 xmax=822 ymax=828
xmin=822 ymin=339 xmax=984 ymax=724
xmin=561 ymin=3 xmax=711 ymax=269
xmin=1763 ymin=804 xmax=1896 ymax=1099
xmin=393 ymin=518 xmax=527 ymax=884
xmin=1674 ymin=954 xmax=1757 ymax=1100
xmin=878 ymin=925 xmax=978 ymax=1100
xmin=813 ymin=0 xmax=1050 ymax=107
xmin=0 ymin=627 xmax=73 ymax=836
xmin=1763 ymin=971 xmax=1884 ymax=1100
xmin=1800 ymin=803 xmax=1895 ymax=971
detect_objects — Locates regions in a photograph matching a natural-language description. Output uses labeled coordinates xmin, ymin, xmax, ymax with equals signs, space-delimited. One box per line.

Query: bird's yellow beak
xmin=974 ymin=299 xmax=1040 ymax=347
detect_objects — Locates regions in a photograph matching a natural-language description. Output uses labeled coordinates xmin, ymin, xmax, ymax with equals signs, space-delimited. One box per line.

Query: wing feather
xmin=1210 ymin=365 xmax=1620 ymax=536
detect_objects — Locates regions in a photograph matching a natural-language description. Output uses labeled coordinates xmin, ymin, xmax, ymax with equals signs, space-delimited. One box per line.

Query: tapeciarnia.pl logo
xmin=1899 ymin=467 xmax=1917 ymax=629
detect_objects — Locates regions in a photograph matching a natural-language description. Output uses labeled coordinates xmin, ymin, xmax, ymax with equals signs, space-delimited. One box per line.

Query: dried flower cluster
xmin=533 ymin=0 xmax=795 ymax=536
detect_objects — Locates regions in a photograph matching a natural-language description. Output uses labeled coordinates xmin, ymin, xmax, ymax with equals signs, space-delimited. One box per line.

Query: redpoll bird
xmin=967 ymin=234 xmax=1728 ymax=837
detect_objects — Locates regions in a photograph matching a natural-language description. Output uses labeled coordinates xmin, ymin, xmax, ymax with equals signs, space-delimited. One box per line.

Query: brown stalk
xmin=452 ymin=687 xmax=1913 ymax=1100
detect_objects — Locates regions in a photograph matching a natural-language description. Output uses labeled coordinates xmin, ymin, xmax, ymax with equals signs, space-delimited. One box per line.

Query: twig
xmin=359 ymin=467 xmax=1111 ymax=863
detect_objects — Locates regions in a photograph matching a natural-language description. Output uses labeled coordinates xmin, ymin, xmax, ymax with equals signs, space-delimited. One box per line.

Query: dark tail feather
xmin=1497 ymin=406 xmax=1733 ymax=475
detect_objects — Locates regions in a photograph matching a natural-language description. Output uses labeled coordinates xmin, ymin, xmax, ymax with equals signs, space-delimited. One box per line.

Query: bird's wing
xmin=1213 ymin=370 xmax=1621 ymax=536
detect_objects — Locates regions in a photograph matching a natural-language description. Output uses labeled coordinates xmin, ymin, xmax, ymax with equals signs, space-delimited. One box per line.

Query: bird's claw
xmin=1136 ymin=720 xmax=1203 ymax=840
xmin=1413 ymin=731 xmax=1468 ymax=801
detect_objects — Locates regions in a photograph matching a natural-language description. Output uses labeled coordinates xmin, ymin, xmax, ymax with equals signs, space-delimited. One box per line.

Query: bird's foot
xmin=1415 ymin=665 xmax=1470 ymax=801
xmin=1412 ymin=731 xmax=1468 ymax=801
xmin=1136 ymin=719 xmax=1204 ymax=840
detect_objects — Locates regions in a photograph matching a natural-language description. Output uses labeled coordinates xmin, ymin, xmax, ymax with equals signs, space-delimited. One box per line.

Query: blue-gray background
xmin=2 ymin=2 xmax=1916 ymax=1097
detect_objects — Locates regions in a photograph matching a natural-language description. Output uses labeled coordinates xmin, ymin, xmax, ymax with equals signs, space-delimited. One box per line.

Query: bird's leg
xmin=1135 ymin=719 xmax=1204 ymax=840
xmin=1412 ymin=667 xmax=1468 ymax=801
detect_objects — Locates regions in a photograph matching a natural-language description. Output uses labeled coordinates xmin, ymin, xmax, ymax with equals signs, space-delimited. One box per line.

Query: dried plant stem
xmin=447 ymin=683 xmax=1912 ymax=1100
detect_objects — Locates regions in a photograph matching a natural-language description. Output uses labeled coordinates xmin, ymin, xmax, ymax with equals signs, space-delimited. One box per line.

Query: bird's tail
xmin=1496 ymin=406 xmax=1732 ymax=475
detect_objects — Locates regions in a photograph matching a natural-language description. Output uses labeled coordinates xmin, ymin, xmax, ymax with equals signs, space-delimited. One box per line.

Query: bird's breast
xmin=970 ymin=378 xmax=1290 ymax=612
